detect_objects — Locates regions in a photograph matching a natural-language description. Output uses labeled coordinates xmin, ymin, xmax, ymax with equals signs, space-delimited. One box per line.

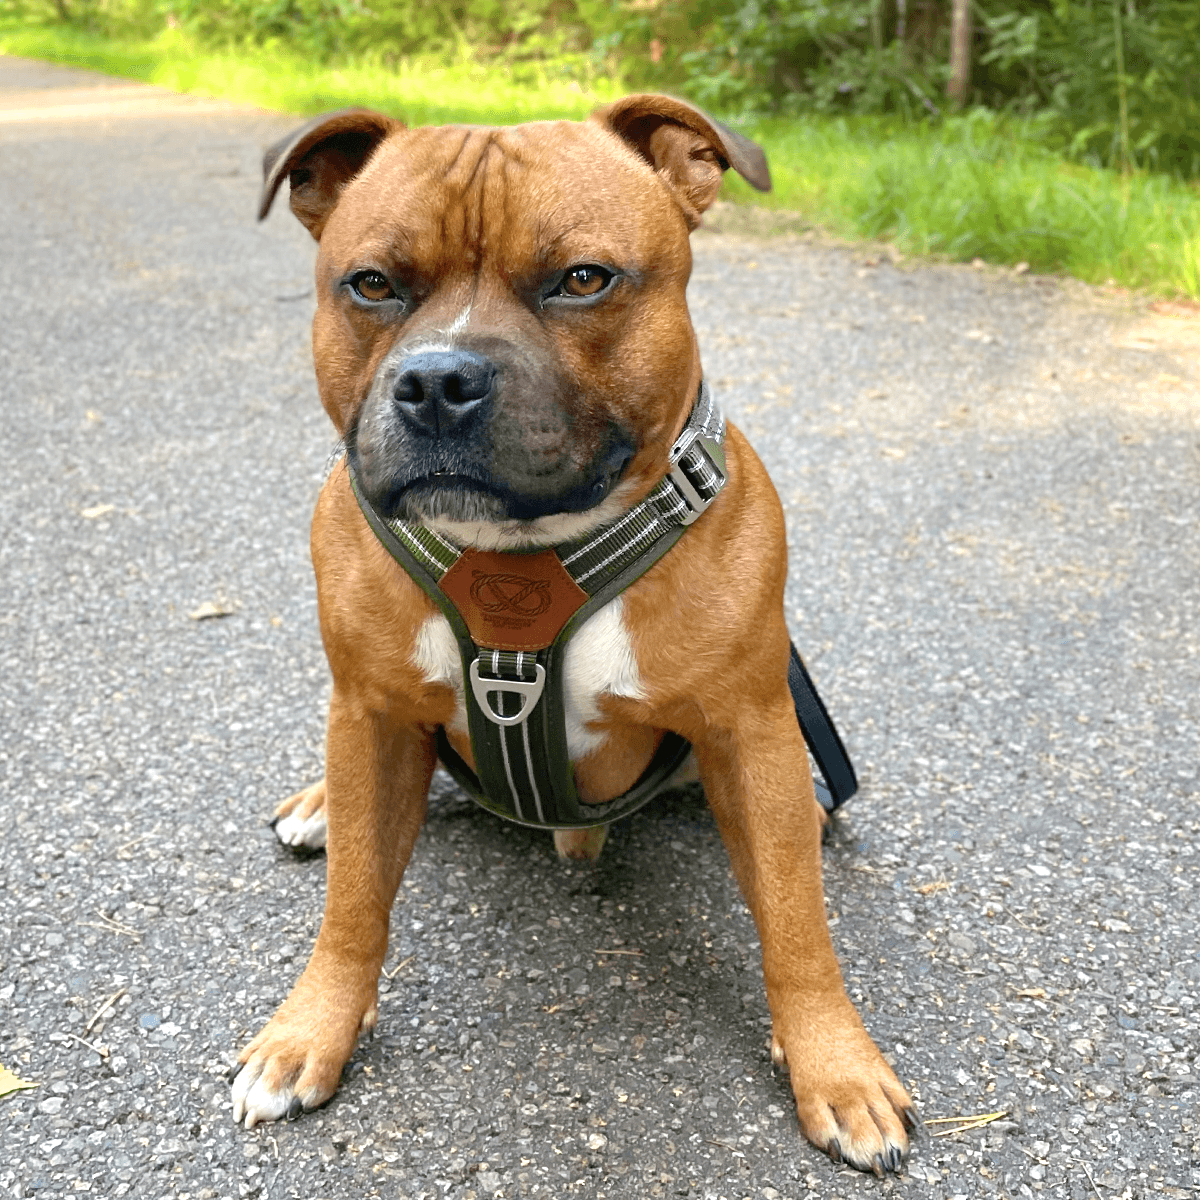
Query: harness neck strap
xmin=348 ymin=382 xmax=727 ymax=829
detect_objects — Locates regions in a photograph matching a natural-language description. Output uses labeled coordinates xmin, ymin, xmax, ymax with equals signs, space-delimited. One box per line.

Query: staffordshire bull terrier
xmin=231 ymin=94 xmax=916 ymax=1175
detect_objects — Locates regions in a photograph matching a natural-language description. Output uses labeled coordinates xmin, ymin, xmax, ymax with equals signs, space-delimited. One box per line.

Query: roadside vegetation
xmin=2 ymin=0 xmax=1197 ymax=298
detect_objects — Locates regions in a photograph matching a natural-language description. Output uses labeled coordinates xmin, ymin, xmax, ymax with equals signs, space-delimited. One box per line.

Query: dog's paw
xmin=771 ymin=1019 xmax=917 ymax=1175
xmin=231 ymin=985 xmax=375 ymax=1129
xmin=553 ymin=826 xmax=608 ymax=860
xmin=271 ymin=780 xmax=327 ymax=850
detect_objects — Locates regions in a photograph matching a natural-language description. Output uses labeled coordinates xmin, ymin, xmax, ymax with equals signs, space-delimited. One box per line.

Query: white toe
xmin=274 ymin=807 xmax=327 ymax=850
xmin=230 ymin=1061 xmax=258 ymax=1124
xmin=232 ymin=1063 xmax=294 ymax=1128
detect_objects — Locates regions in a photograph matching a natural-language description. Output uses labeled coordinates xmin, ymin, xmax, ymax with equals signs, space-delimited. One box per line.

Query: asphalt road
xmin=1 ymin=53 xmax=1198 ymax=1200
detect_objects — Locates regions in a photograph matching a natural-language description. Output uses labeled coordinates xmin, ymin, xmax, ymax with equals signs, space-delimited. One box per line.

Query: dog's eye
xmin=351 ymin=271 xmax=395 ymax=302
xmin=560 ymin=266 xmax=612 ymax=298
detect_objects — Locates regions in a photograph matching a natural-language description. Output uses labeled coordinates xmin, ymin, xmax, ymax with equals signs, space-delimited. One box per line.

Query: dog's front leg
xmin=694 ymin=699 xmax=916 ymax=1174
xmin=231 ymin=692 xmax=435 ymax=1128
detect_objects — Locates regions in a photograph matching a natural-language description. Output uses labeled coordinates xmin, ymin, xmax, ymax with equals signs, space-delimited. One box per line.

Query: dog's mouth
xmin=348 ymin=453 xmax=632 ymax=528
xmin=403 ymin=473 xmax=520 ymax=523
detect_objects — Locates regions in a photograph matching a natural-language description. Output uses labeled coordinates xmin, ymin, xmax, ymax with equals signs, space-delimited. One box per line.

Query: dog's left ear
xmin=596 ymin=94 xmax=771 ymax=229
xmin=259 ymin=107 xmax=401 ymax=239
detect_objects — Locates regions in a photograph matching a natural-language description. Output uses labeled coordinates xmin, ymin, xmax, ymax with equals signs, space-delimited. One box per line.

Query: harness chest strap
xmin=347 ymin=382 xmax=857 ymax=828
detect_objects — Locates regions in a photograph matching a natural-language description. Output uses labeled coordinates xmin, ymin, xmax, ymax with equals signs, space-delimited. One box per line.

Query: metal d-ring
xmin=468 ymin=659 xmax=546 ymax=727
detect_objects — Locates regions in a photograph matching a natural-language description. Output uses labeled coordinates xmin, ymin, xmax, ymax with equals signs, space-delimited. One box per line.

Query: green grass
xmin=0 ymin=23 xmax=624 ymax=122
xmin=4 ymin=22 xmax=1199 ymax=299
xmin=728 ymin=111 xmax=1200 ymax=298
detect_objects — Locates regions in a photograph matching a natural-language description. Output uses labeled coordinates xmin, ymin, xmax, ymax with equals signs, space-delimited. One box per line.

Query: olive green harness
xmin=347 ymin=383 xmax=856 ymax=829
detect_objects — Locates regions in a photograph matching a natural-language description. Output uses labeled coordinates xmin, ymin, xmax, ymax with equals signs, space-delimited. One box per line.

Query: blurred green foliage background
xmin=5 ymin=0 xmax=1198 ymax=179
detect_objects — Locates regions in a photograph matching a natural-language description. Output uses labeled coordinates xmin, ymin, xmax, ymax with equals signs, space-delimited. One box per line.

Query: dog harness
xmin=347 ymin=383 xmax=857 ymax=829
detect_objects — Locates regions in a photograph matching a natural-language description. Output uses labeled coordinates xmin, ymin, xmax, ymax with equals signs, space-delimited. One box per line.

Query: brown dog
xmin=231 ymin=95 xmax=915 ymax=1174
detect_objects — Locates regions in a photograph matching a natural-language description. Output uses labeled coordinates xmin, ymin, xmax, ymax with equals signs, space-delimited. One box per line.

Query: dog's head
xmin=260 ymin=96 xmax=769 ymax=547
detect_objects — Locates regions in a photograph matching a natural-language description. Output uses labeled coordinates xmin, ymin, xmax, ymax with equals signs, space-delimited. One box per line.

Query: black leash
xmin=788 ymin=642 xmax=857 ymax=812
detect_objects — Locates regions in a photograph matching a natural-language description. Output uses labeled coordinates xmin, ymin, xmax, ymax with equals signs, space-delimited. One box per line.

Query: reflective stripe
xmin=559 ymin=501 xmax=645 ymax=567
xmin=498 ymin=715 xmax=524 ymax=821
xmin=520 ymin=719 xmax=546 ymax=824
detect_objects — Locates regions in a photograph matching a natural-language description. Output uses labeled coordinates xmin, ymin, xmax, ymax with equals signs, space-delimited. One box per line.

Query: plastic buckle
xmin=469 ymin=659 xmax=546 ymax=727
xmin=668 ymin=429 xmax=727 ymax=525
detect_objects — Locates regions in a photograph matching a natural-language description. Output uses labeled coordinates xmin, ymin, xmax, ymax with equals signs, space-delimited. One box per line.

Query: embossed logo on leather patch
xmin=469 ymin=572 xmax=554 ymax=619
xmin=439 ymin=547 xmax=588 ymax=651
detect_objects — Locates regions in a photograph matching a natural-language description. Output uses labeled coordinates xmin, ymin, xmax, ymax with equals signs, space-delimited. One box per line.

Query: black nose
xmin=393 ymin=350 xmax=496 ymax=437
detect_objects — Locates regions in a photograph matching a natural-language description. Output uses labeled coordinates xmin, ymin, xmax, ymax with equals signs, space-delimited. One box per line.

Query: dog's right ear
xmin=259 ymin=108 xmax=401 ymax=239
xmin=596 ymin=94 xmax=770 ymax=230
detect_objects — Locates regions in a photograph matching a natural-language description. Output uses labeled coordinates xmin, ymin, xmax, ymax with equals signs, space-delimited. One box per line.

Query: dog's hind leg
xmin=272 ymin=779 xmax=327 ymax=851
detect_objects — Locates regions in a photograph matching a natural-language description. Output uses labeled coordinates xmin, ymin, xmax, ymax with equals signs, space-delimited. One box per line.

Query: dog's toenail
xmin=828 ymin=1137 xmax=843 ymax=1164
xmin=227 ymin=1062 xmax=244 ymax=1083
xmin=286 ymin=1098 xmax=303 ymax=1120
xmin=872 ymin=1153 xmax=885 ymax=1177
xmin=889 ymin=1146 xmax=904 ymax=1172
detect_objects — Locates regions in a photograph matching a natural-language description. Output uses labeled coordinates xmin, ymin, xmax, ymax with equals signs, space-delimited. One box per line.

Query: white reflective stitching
xmin=498 ymin=727 xmax=524 ymax=820
xmin=521 ymin=718 xmax=546 ymax=824
xmin=425 ymin=524 xmax=460 ymax=556
xmin=390 ymin=520 xmax=454 ymax=567
xmin=560 ymin=502 xmax=645 ymax=566
xmin=573 ymin=514 xmax=668 ymax=585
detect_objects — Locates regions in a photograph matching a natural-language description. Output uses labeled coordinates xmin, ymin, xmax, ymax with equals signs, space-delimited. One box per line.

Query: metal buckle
xmin=667 ymin=429 xmax=727 ymax=526
xmin=469 ymin=658 xmax=546 ymax=727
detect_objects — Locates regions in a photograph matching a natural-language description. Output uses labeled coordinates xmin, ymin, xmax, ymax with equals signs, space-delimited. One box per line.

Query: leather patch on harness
xmin=438 ymin=547 xmax=588 ymax=652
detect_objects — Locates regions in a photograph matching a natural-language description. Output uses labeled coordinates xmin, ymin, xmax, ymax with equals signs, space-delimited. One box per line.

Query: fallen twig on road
xmin=85 ymin=987 xmax=127 ymax=1033
xmin=927 ymin=1109 xmax=1009 ymax=1138
xmin=66 ymin=1031 xmax=109 ymax=1059
xmin=1081 ymin=1162 xmax=1104 ymax=1200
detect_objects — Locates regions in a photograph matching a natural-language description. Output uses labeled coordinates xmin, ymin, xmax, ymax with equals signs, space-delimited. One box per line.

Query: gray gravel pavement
xmin=2 ymin=54 xmax=1198 ymax=1200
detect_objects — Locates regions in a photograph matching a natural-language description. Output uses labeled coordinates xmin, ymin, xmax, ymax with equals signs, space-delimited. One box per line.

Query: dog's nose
xmin=393 ymin=350 xmax=495 ymax=436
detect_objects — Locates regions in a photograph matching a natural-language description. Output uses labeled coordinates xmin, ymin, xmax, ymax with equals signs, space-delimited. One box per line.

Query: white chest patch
xmin=411 ymin=595 xmax=644 ymax=759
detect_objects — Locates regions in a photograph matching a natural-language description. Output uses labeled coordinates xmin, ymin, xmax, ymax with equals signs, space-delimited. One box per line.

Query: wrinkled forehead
xmin=319 ymin=119 xmax=685 ymax=271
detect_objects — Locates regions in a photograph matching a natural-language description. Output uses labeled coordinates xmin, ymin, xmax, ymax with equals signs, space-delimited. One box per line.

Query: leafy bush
xmin=165 ymin=0 xmax=355 ymax=56
xmin=0 ymin=0 xmax=608 ymax=60
xmin=618 ymin=0 xmax=1199 ymax=178
xmin=666 ymin=0 xmax=948 ymax=118
xmin=4 ymin=0 xmax=1198 ymax=177
xmin=978 ymin=0 xmax=1200 ymax=177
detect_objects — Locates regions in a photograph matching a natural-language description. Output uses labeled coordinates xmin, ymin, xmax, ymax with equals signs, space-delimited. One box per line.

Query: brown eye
xmin=352 ymin=271 xmax=394 ymax=302
xmin=561 ymin=266 xmax=611 ymax=297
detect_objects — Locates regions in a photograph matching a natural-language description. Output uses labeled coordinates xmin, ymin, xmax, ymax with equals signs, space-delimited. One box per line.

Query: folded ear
xmin=595 ymin=94 xmax=771 ymax=229
xmin=259 ymin=108 xmax=401 ymax=239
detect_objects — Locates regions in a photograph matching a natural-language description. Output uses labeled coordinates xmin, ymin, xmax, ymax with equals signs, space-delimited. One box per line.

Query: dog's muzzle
xmin=351 ymin=344 xmax=635 ymax=524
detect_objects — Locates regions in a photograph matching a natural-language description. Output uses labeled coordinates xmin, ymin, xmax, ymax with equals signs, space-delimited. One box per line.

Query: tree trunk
xmin=947 ymin=0 xmax=971 ymax=105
